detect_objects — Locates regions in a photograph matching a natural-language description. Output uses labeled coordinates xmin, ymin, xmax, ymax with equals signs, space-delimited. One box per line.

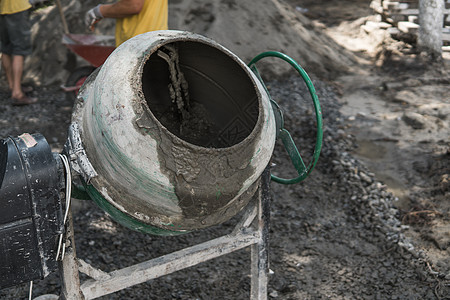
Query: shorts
xmin=0 ymin=10 xmax=32 ymax=56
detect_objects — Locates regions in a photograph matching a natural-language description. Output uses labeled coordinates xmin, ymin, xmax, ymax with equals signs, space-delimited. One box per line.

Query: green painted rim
xmin=81 ymin=180 xmax=188 ymax=236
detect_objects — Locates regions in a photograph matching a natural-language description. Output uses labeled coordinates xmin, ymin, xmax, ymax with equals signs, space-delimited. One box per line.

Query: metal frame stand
xmin=54 ymin=169 xmax=271 ymax=300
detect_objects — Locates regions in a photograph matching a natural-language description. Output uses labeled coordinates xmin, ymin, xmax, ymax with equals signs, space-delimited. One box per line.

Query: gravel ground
xmin=1 ymin=73 xmax=447 ymax=299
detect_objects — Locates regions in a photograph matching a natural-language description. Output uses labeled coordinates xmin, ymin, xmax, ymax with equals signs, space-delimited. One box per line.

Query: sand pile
xmin=24 ymin=0 xmax=355 ymax=86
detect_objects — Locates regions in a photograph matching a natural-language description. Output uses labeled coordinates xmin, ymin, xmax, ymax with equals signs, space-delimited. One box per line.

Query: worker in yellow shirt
xmin=85 ymin=0 xmax=168 ymax=47
xmin=0 ymin=0 xmax=38 ymax=105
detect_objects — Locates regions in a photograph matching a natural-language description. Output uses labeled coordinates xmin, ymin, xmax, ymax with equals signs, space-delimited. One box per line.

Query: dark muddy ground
xmin=1 ymin=0 xmax=449 ymax=299
xmin=0 ymin=73 xmax=447 ymax=299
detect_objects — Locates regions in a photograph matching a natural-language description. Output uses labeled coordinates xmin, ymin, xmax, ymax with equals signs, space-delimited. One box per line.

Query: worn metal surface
xmin=80 ymin=232 xmax=260 ymax=299
xmin=56 ymin=169 xmax=271 ymax=299
xmin=0 ymin=134 xmax=64 ymax=289
xmin=70 ymin=30 xmax=276 ymax=234
xmin=59 ymin=213 xmax=84 ymax=300
xmin=251 ymin=169 xmax=270 ymax=300
xmin=65 ymin=123 xmax=97 ymax=184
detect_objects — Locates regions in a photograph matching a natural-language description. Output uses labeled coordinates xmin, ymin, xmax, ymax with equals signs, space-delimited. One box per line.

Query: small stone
xmin=337 ymin=269 xmax=346 ymax=275
xmin=100 ymin=253 xmax=113 ymax=264
xmin=403 ymin=78 xmax=421 ymax=87
xmin=269 ymin=290 xmax=279 ymax=298
xmin=359 ymin=171 xmax=372 ymax=183
xmin=402 ymin=112 xmax=426 ymax=129
xmin=439 ymin=174 xmax=449 ymax=192
xmin=383 ymin=81 xmax=403 ymax=90
xmin=393 ymin=90 xmax=416 ymax=105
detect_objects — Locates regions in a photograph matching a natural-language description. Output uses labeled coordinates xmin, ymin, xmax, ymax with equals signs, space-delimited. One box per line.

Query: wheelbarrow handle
xmin=248 ymin=51 xmax=323 ymax=184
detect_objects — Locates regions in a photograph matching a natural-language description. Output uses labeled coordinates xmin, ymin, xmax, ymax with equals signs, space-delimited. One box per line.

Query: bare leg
xmin=1 ymin=53 xmax=14 ymax=90
xmin=2 ymin=54 xmax=26 ymax=99
xmin=2 ymin=54 xmax=36 ymax=104
xmin=11 ymin=55 xmax=25 ymax=99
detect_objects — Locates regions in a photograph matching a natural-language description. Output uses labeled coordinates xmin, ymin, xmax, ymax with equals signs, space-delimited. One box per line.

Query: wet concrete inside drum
xmin=142 ymin=41 xmax=259 ymax=148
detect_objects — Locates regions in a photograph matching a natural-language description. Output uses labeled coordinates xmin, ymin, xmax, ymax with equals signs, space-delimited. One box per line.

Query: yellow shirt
xmin=115 ymin=0 xmax=168 ymax=47
xmin=0 ymin=0 xmax=31 ymax=14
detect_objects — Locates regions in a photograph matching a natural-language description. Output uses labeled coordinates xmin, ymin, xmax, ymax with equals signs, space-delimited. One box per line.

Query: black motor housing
xmin=0 ymin=133 xmax=64 ymax=289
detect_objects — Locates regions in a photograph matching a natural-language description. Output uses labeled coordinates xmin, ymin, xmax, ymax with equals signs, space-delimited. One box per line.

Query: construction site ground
xmin=0 ymin=0 xmax=448 ymax=299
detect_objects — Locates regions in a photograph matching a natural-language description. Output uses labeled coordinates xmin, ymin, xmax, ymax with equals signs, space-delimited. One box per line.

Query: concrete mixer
xmin=0 ymin=30 xmax=322 ymax=299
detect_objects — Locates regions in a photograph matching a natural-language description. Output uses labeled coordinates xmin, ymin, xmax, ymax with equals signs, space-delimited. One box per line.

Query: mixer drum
xmin=70 ymin=30 xmax=276 ymax=235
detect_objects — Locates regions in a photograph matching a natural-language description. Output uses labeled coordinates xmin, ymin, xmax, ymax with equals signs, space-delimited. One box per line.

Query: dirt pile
xmin=168 ymin=0 xmax=355 ymax=79
xmin=23 ymin=0 xmax=355 ymax=86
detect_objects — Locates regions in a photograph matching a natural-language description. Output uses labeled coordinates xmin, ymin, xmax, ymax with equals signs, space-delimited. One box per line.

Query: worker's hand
xmin=85 ymin=4 xmax=104 ymax=29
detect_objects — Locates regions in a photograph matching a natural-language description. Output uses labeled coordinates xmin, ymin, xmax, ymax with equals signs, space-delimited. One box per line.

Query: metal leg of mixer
xmin=58 ymin=212 xmax=84 ymax=300
xmin=57 ymin=169 xmax=271 ymax=300
xmin=251 ymin=168 xmax=270 ymax=300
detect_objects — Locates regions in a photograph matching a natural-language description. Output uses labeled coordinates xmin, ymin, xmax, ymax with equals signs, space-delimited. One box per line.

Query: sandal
xmin=12 ymin=95 xmax=38 ymax=106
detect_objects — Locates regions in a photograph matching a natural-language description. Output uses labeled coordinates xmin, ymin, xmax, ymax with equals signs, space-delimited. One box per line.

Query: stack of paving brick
xmin=370 ymin=0 xmax=450 ymax=46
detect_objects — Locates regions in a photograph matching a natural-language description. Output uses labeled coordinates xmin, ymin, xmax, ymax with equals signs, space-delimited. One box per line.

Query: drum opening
xmin=142 ymin=40 xmax=259 ymax=148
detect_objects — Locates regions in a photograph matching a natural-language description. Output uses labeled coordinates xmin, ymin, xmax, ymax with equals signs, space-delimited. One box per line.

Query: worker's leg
xmin=2 ymin=10 xmax=37 ymax=104
xmin=1 ymin=53 xmax=14 ymax=91
xmin=0 ymin=15 xmax=14 ymax=91
xmin=10 ymin=55 xmax=25 ymax=100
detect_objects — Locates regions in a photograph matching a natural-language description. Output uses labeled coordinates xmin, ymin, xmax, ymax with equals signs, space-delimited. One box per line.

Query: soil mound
xmin=24 ymin=0 xmax=355 ymax=86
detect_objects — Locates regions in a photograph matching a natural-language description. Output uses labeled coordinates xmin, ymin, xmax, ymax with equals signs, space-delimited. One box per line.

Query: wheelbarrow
xmin=61 ymin=33 xmax=115 ymax=101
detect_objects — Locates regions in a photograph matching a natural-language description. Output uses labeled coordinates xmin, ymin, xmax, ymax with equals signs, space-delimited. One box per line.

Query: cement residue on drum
xmin=157 ymin=44 xmax=190 ymax=118
xmin=137 ymin=36 xmax=268 ymax=230
xmin=153 ymin=44 xmax=224 ymax=148
xmin=157 ymin=100 xmax=221 ymax=148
